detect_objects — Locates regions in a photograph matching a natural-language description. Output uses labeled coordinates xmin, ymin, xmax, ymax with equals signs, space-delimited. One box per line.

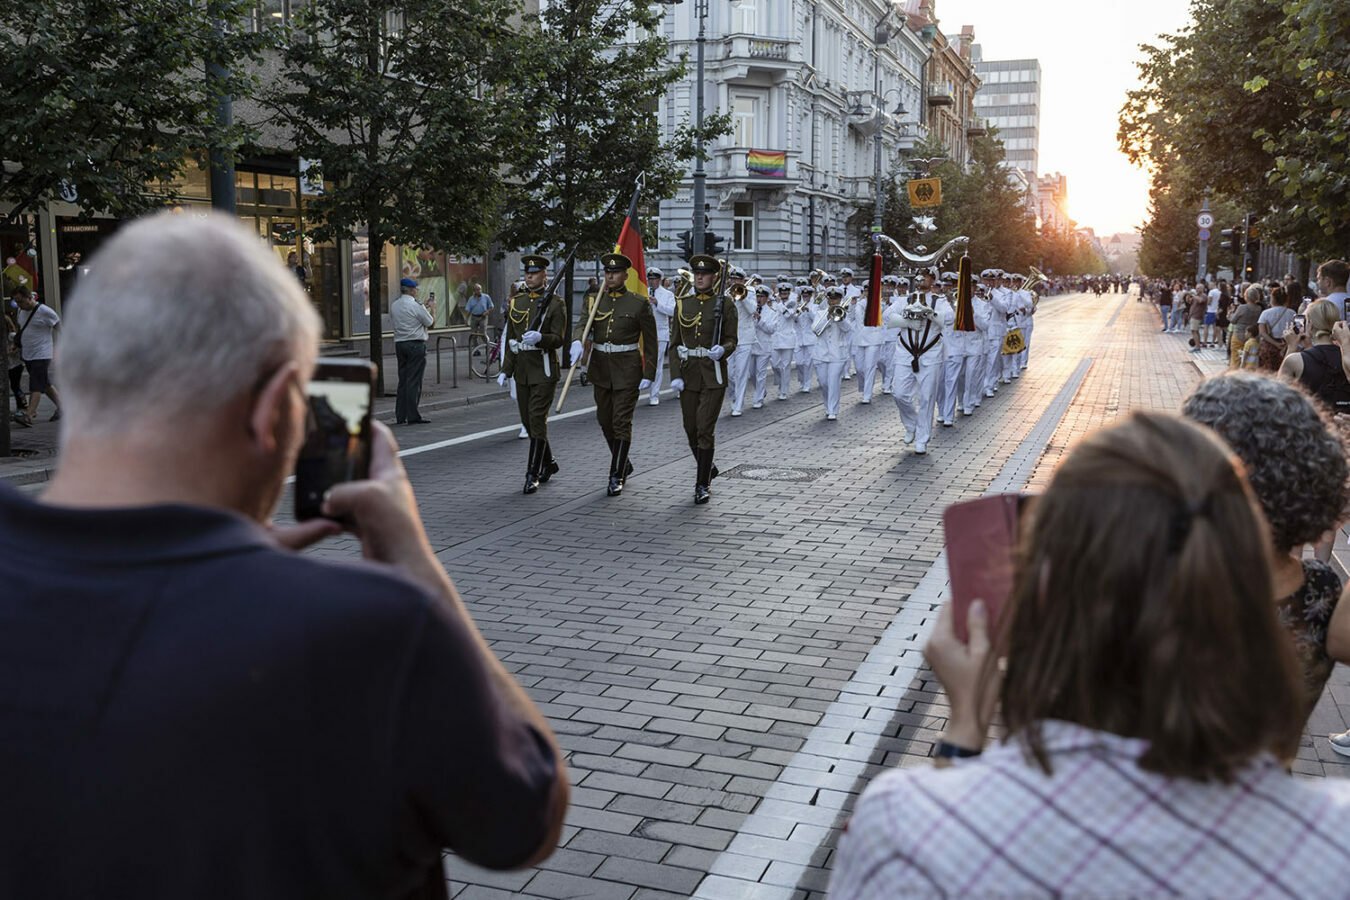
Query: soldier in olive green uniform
xmin=668 ymin=254 xmax=738 ymax=504
xmin=502 ymin=254 xmax=567 ymax=494
xmin=584 ymin=252 xmax=658 ymax=496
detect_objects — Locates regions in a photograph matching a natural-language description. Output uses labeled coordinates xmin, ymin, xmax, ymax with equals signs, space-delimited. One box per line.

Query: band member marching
xmin=669 ymin=255 xmax=739 ymax=504
xmin=749 ymin=284 xmax=779 ymax=409
xmin=647 ymin=266 xmax=676 ymax=405
xmin=500 ymin=254 xmax=566 ymax=493
xmin=812 ymin=285 xmax=854 ymax=421
xmin=888 ymin=275 xmax=953 ymax=455
xmin=793 ymin=283 xmax=820 ymax=393
xmin=584 ymin=252 xmax=658 ymax=496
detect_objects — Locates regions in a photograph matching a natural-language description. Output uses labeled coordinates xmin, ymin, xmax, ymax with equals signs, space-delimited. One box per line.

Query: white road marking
xmin=691 ymin=357 xmax=1094 ymax=900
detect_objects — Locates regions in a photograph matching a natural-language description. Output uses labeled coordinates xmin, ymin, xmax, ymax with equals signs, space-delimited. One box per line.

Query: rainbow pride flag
xmin=746 ymin=149 xmax=786 ymax=178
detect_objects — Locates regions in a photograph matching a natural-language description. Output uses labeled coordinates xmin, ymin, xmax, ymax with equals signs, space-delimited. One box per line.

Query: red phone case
xmin=943 ymin=494 xmax=1022 ymax=642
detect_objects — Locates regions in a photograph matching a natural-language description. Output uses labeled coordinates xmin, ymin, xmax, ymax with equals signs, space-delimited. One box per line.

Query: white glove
xmin=569 ymin=340 xmax=584 ymax=366
xmin=708 ymin=344 xmax=725 ymax=361
xmin=522 ymin=330 xmax=542 ymax=347
xmin=670 ymin=378 xmax=685 ymax=394
xmin=639 ymin=378 xmax=652 ymax=390
xmin=496 ymin=372 xmax=507 ymax=387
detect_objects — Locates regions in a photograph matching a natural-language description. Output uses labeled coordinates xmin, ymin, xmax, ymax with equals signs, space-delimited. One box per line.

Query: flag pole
xmin=555 ymin=281 xmax=609 ymax=413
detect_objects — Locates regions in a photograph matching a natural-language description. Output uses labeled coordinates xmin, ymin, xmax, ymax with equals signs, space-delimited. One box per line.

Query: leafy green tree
xmin=269 ymin=0 xmax=520 ymax=389
xmin=1120 ymin=0 xmax=1350 ymax=257
xmin=0 ymin=0 xmax=265 ymax=224
xmin=852 ymin=132 xmax=1039 ymax=274
xmin=495 ymin=1 xmax=728 ymax=317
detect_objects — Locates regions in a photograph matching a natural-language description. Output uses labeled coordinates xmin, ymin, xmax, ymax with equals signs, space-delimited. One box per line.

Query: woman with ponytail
xmin=831 ymin=412 xmax=1350 ymax=899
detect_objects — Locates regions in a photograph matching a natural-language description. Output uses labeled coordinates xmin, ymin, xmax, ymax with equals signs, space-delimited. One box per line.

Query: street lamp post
xmin=870 ymin=8 xmax=902 ymax=249
xmin=692 ymin=0 xmax=709 ymax=256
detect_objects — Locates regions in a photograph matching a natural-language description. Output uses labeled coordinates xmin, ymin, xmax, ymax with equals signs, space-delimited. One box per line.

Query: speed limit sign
xmin=1196 ymin=212 xmax=1215 ymax=229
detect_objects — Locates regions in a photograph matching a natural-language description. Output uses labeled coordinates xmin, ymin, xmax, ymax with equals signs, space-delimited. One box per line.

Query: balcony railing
xmin=723 ymin=36 xmax=793 ymax=64
xmin=710 ymin=148 xmax=799 ymax=184
xmin=927 ymin=83 xmax=955 ymax=107
xmin=966 ymin=116 xmax=988 ymax=136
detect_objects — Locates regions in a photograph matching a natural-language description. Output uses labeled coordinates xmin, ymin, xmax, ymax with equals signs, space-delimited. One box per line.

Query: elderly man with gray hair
xmin=0 ymin=213 xmax=567 ymax=897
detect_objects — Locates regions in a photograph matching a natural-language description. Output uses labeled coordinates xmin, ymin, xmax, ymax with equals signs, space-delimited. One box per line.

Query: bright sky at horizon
xmin=938 ymin=0 xmax=1195 ymax=237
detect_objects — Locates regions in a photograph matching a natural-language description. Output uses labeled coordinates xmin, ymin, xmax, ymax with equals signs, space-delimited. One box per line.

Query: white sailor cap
xmin=755 ymin=284 xmax=771 ymax=296
xmin=794 ymin=276 xmax=809 ymax=286
xmin=980 ymin=268 xmax=1001 ymax=279
xmin=1008 ymin=273 xmax=1024 ymax=281
xmin=800 ymin=284 xmax=816 ymax=294
xmin=647 ymin=266 xmax=663 ymax=278
xmin=749 ymin=273 xmax=763 ymax=284
xmin=826 ymin=285 xmax=845 ymax=297
xmin=730 ymin=266 xmax=747 ymax=279
xmin=940 ymin=271 xmax=959 ymax=283
xmin=822 ymin=273 xmax=837 ymax=284
xmin=840 ymin=267 xmax=855 ymax=277
xmin=777 ymin=281 xmax=793 ymax=290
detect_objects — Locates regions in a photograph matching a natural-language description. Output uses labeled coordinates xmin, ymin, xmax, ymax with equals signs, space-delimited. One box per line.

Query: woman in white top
xmin=1258 ymin=285 xmax=1298 ymax=371
xmin=832 ymin=412 xmax=1350 ymax=899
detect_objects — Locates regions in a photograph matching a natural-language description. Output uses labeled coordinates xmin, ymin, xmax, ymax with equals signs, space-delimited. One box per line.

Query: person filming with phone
xmin=831 ymin=412 xmax=1350 ymax=898
xmin=0 ymin=212 xmax=568 ymax=899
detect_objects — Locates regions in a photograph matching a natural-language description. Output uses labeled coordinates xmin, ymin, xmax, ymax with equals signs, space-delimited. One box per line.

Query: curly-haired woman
xmin=1183 ymin=373 xmax=1350 ymax=721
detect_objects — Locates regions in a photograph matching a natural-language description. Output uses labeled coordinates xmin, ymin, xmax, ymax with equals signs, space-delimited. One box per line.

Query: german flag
xmin=864 ymin=250 xmax=884 ymax=327
xmin=615 ymin=184 xmax=648 ymax=299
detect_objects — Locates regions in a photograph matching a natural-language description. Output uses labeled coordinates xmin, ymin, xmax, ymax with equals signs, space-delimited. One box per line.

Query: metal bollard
xmin=434 ymin=335 xmax=459 ymax=387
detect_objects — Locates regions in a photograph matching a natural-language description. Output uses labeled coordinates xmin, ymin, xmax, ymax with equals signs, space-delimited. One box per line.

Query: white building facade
xmin=646 ymin=0 xmax=930 ymax=277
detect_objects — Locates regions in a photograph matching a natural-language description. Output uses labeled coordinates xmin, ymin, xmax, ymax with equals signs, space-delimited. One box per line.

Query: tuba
xmin=1019 ymin=267 xmax=1049 ymax=292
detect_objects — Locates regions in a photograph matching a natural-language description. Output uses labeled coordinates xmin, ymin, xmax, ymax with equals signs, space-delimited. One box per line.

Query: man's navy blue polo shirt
xmin=0 ymin=484 xmax=558 ymax=899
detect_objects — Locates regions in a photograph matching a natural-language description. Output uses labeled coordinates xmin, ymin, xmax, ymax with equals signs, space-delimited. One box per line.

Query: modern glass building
xmin=970 ymin=48 xmax=1041 ymax=184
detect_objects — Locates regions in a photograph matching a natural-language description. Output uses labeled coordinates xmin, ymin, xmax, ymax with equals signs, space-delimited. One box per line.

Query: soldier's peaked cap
xmin=689 ymin=254 xmax=720 ymax=274
xmin=522 ymin=254 xmax=550 ymax=273
xmin=601 ymin=252 xmax=632 ymax=271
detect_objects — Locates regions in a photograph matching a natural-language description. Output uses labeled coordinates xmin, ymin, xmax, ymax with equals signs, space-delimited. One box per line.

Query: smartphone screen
xmin=1294 ymin=315 xmax=1307 ymax=333
xmin=942 ymin=493 xmax=1031 ymax=643
xmin=294 ymin=359 xmax=377 ymax=521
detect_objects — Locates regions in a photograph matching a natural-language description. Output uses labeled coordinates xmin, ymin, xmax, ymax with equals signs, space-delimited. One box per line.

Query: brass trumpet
xmin=727 ymin=282 xmax=748 ymax=303
xmin=1020 ymin=267 xmax=1049 ymax=292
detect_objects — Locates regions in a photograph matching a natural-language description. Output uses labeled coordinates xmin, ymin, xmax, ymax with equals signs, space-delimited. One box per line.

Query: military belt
xmin=676 ymin=346 xmax=712 ymax=359
xmin=593 ymin=342 xmax=640 ymax=354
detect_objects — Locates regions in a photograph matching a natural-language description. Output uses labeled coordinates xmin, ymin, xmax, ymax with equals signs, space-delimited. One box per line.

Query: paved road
xmin=296 ymin=291 xmax=1350 ymax=898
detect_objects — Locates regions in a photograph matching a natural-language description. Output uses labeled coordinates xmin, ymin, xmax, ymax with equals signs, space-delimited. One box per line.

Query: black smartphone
xmin=294 ymin=359 xmax=377 ymax=521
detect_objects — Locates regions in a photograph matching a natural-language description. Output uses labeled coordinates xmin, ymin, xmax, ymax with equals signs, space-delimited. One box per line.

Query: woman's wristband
xmin=934 ymin=740 xmax=983 ymax=760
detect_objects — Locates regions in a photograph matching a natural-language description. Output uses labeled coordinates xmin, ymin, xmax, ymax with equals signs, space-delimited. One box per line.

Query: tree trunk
xmin=0 ymin=312 xmax=10 ymax=457
xmin=368 ymin=229 xmax=385 ymax=395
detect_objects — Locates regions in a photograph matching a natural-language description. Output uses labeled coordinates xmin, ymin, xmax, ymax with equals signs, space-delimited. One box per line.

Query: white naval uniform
xmin=842 ymin=282 xmax=862 ymax=377
xmin=794 ymin=298 xmax=820 ymax=392
xmin=890 ymin=294 xmax=953 ymax=452
xmin=750 ymin=302 xmax=779 ymax=407
xmin=728 ymin=292 xmax=757 ymax=414
xmin=1015 ymin=289 xmax=1035 ymax=373
xmin=878 ymin=290 xmax=903 ymax=394
xmin=850 ymin=299 xmax=888 ymax=403
xmin=984 ymin=286 xmax=1011 ymax=396
xmin=930 ymin=290 xmax=958 ymax=420
xmin=943 ymin=294 xmax=992 ymax=419
xmin=1001 ymin=289 xmax=1027 ymax=382
xmin=812 ymin=307 xmax=854 ymax=418
xmin=770 ymin=299 xmax=798 ymax=399
xmin=649 ymin=285 xmax=676 ymax=403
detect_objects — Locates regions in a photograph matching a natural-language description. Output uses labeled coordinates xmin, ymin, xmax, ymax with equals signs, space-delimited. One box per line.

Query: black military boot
xmin=523 ymin=438 xmax=543 ymax=494
xmin=608 ymin=439 xmax=630 ymax=496
xmin=694 ymin=448 xmax=712 ymax=505
xmin=539 ymin=441 xmax=560 ymax=483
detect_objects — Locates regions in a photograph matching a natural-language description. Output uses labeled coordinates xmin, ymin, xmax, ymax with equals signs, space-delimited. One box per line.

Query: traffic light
xmin=1220 ymin=228 xmax=1238 ymax=255
xmin=706 ymin=232 xmax=726 ymax=256
xmin=677 ymin=230 xmax=693 ymax=260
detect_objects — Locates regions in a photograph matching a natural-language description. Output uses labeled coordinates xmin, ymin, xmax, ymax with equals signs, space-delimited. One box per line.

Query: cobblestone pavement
xmin=297 ymin=290 xmax=1331 ymax=899
xmin=29 ymin=291 xmax=1349 ymax=897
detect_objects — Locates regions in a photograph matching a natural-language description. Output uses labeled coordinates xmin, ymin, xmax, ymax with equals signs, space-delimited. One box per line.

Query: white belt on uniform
xmin=675 ymin=345 xmax=723 ymax=385
xmin=593 ymin=342 xmax=639 ymax=353
xmin=508 ymin=339 xmax=551 ymax=376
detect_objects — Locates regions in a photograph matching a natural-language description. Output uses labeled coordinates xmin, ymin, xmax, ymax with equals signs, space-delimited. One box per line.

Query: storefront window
xmin=1 ymin=219 xmax=41 ymax=301
xmin=397 ymin=246 xmax=486 ymax=329
xmin=54 ymin=217 xmax=121 ymax=309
